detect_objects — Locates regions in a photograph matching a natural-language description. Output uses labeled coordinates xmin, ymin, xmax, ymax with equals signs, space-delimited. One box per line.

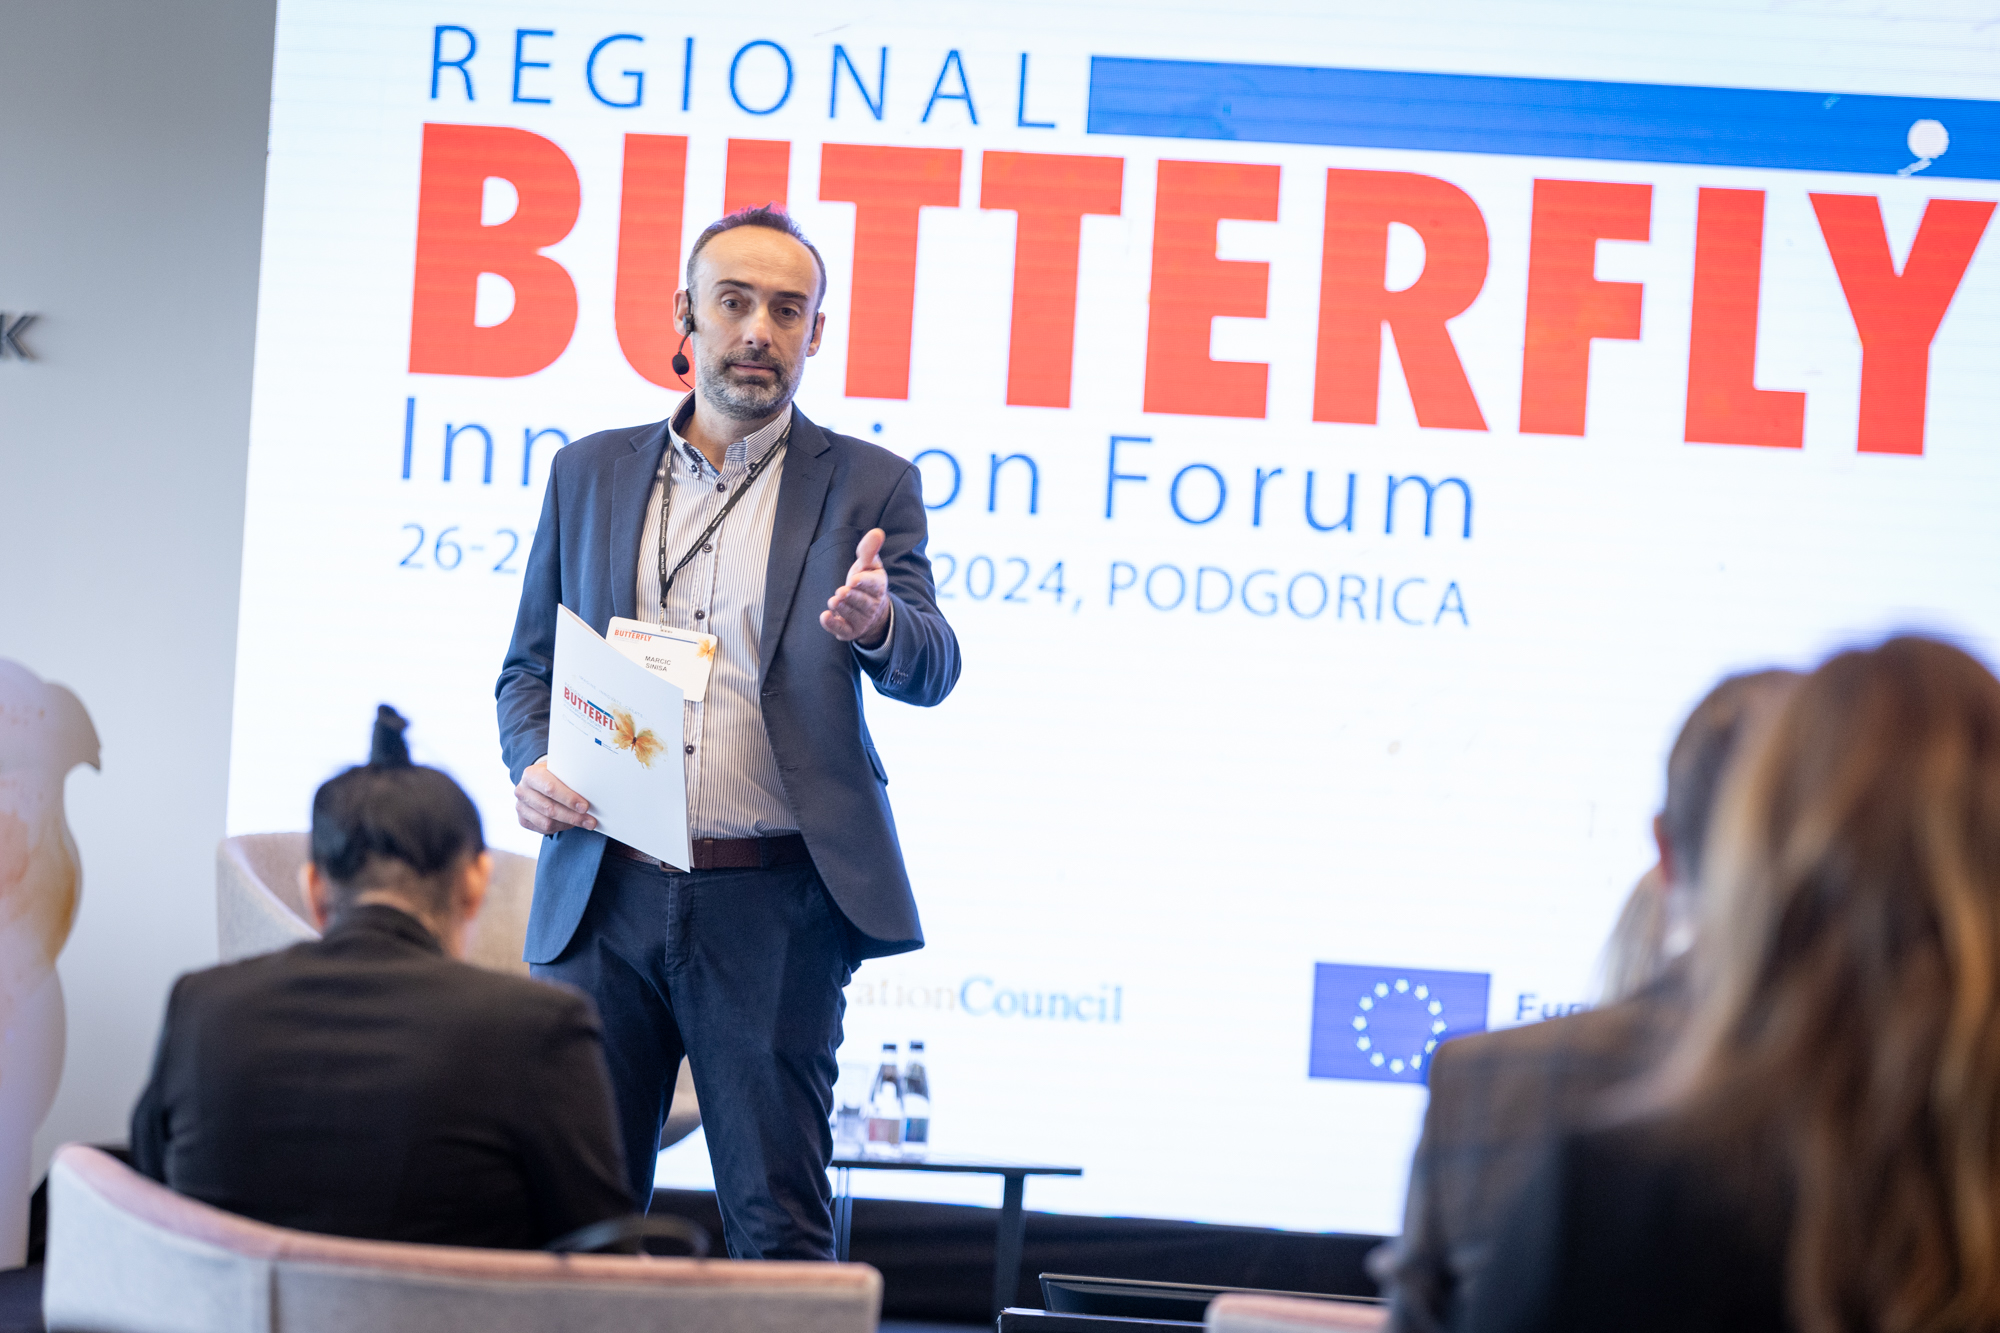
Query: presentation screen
xmin=228 ymin=0 xmax=2000 ymax=1234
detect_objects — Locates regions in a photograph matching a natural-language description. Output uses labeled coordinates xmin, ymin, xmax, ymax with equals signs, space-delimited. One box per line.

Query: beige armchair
xmin=43 ymin=1145 xmax=879 ymax=1333
xmin=216 ymin=832 xmax=537 ymax=975
xmin=1206 ymin=1292 xmax=1388 ymax=1332
xmin=215 ymin=833 xmax=700 ymax=1148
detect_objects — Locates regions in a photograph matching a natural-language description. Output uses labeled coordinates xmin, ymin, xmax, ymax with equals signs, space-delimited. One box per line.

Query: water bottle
xmin=831 ymin=1062 xmax=867 ymax=1157
xmin=833 ymin=1101 xmax=865 ymax=1156
xmin=901 ymin=1040 xmax=931 ymax=1151
xmin=865 ymin=1042 xmax=904 ymax=1154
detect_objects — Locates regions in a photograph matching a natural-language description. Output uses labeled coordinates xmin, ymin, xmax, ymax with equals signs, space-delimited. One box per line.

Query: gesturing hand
xmin=515 ymin=758 xmax=597 ymax=835
xmin=820 ymin=527 xmax=891 ymax=648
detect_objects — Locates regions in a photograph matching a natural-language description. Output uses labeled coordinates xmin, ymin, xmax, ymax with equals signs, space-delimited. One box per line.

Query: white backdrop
xmin=229 ymin=0 xmax=2000 ymax=1234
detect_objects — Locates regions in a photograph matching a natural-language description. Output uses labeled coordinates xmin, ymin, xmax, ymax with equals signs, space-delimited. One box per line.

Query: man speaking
xmin=496 ymin=206 xmax=959 ymax=1259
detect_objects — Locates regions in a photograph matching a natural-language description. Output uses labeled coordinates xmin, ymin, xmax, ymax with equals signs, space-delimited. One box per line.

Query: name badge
xmin=605 ymin=617 xmax=718 ymax=703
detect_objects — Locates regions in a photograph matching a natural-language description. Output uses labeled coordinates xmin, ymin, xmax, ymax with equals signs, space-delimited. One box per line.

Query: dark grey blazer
xmin=1380 ymin=968 xmax=1688 ymax=1333
xmin=495 ymin=408 xmax=959 ymax=964
xmin=1463 ymin=1117 xmax=1788 ymax=1333
xmin=131 ymin=906 xmax=630 ymax=1249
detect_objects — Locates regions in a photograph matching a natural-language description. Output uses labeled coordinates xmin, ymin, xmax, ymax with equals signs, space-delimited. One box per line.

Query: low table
xmin=829 ymin=1153 xmax=1083 ymax=1317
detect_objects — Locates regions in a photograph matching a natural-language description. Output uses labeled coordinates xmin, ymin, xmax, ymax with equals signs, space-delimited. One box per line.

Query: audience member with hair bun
xmin=129 ymin=707 xmax=630 ymax=1249
xmin=1468 ymin=636 xmax=2000 ymax=1333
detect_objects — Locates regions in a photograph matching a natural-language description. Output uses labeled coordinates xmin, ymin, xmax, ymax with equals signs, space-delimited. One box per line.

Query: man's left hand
xmin=820 ymin=528 xmax=891 ymax=648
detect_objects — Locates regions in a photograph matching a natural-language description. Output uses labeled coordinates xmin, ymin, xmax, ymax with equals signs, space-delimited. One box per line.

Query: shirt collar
xmin=667 ymin=394 xmax=792 ymax=471
xmin=323 ymin=901 xmax=445 ymax=955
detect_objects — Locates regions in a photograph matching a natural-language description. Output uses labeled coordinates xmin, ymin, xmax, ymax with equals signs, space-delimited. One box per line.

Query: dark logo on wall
xmin=0 ymin=314 xmax=38 ymax=360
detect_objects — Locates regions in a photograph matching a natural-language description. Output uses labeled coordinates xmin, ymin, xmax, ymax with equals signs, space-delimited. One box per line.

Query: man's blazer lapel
xmin=608 ymin=422 xmax=670 ymax=624
xmin=759 ymin=412 xmax=835 ymax=685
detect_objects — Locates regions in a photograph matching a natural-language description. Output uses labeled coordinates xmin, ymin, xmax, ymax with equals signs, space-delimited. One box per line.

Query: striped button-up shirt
xmin=634 ymin=397 xmax=892 ymax=840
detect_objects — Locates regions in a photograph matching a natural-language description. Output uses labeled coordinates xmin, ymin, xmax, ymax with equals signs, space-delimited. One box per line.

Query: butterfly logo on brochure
xmin=1308 ymin=962 xmax=1491 ymax=1084
xmin=560 ymin=681 xmax=664 ymax=768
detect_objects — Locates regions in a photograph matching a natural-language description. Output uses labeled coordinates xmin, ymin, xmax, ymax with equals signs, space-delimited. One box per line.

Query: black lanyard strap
xmin=656 ymin=427 xmax=788 ymax=610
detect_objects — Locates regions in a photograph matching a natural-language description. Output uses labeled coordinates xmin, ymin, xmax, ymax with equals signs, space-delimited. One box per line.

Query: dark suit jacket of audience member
xmin=1379 ymin=965 xmax=1688 ymax=1333
xmin=131 ymin=904 xmax=631 ymax=1249
xmin=1462 ymin=1118 xmax=1789 ymax=1333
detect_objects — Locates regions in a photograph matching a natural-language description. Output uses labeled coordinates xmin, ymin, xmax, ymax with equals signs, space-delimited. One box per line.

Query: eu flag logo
xmin=1309 ymin=963 xmax=1491 ymax=1084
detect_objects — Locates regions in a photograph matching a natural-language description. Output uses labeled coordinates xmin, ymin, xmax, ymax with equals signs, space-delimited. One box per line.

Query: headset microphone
xmin=671 ymin=314 xmax=695 ymax=382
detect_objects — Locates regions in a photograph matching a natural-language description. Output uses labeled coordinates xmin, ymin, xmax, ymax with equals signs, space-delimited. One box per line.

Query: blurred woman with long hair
xmin=1468 ymin=635 xmax=2000 ymax=1333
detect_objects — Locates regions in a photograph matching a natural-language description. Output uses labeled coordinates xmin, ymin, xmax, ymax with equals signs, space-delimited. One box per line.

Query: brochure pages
xmin=548 ymin=605 xmax=690 ymax=870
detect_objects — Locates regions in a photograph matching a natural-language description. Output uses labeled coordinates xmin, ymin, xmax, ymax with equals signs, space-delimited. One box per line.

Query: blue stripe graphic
xmin=1086 ymin=57 xmax=2000 ymax=181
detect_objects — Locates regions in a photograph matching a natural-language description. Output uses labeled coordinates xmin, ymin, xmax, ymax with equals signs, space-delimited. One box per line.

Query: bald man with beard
xmin=497 ymin=206 xmax=959 ymax=1261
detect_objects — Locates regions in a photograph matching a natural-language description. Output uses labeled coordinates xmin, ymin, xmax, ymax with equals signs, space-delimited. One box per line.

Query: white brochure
xmin=548 ymin=605 xmax=690 ymax=870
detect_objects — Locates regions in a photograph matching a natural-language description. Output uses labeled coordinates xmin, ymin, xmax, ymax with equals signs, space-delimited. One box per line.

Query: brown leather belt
xmin=608 ymin=834 xmax=812 ymax=873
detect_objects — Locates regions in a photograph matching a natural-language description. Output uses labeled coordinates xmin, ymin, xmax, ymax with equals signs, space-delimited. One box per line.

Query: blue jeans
xmin=534 ymin=854 xmax=852 ymax=1259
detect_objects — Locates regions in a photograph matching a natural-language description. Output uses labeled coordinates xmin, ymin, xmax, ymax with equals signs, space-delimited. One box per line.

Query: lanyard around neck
xmin=655 ymin=427 xmax=788 ymax=613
